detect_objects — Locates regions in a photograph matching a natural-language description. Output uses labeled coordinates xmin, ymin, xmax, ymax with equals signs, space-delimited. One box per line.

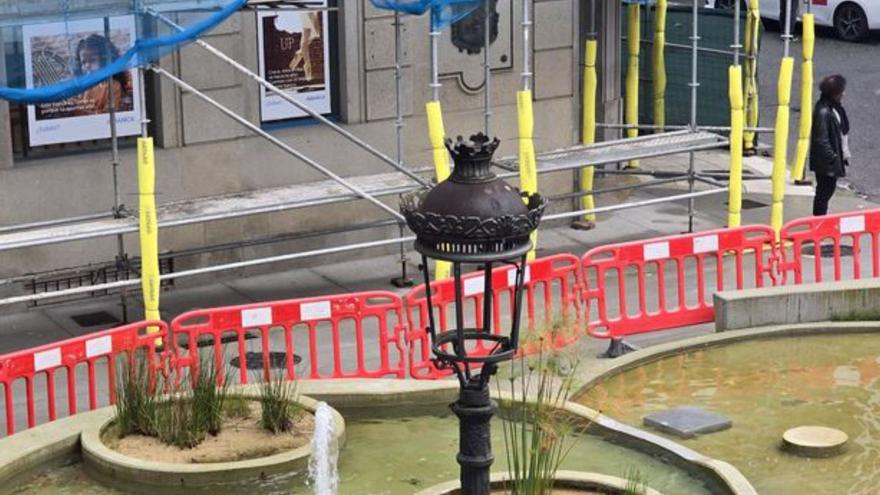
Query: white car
xmin=705 ymin=0 xmax=878 ymax=41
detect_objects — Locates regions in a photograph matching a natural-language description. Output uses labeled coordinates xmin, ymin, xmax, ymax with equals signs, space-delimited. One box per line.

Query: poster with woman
xmin=23 ymin=15 xmax=142 ymax=146
xmin=257 ymin=3 xmax=332 ymax=122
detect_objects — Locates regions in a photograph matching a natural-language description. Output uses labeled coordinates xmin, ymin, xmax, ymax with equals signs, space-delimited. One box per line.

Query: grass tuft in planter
xmin=258 ymin=370 xmax=301 ymax=434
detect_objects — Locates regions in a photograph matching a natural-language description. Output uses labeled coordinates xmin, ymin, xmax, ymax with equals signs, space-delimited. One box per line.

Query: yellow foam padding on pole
xmin=791 ymin=13 xmax=815 ymax=182
xmin=744 ymin=0 xmax=761 ymax=151
xmin=625 ymin=3 xmax=640 ymax=168
xmin=425 ymin=100 xmax=451 ymax=280
xmin=728 ymin=65 xmax=745 ymax=228
xmin=580 ymin=39 xmax=598 ymax=223
xmin=137 ymin=138 xmax=161 ymax=337
xmin=771 ymin=57 xmax=794 ymax=238
xmin=653 ymin=0 xmax=667 ymax=130
xmin=517 ymin=90 xmax=538 ymax=261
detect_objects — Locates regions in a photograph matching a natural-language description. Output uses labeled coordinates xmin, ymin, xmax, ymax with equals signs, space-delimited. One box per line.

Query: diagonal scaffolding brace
xmin=150 ymin=64 xmax=406 ymax=222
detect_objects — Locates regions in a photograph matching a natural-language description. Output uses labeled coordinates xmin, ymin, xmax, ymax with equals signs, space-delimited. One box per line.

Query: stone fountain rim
xmin=80 ymin=390 xmax=345 ymax=487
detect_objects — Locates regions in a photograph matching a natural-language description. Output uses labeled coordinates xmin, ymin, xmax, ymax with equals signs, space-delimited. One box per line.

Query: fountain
xmin=309 ymin=402 xmax=340 ymax=495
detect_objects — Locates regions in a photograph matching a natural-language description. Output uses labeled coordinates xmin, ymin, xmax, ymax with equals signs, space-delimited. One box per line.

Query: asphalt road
xmin=757 ymin=23 xmax=880 ymax=198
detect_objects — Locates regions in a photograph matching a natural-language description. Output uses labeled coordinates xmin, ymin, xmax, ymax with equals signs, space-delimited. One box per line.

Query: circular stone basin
xmin=81 ymin=394 xmax=344 ymax=491
xmin=415 ymin=471 xmax=663 ymax=495
xmin=782 ymin=426 xmax=848 ymax=458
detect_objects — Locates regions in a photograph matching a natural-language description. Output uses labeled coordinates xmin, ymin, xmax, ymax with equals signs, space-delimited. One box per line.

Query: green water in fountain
xmin=8 ymin=406 xmax=711 ymax=494
xmin=576 ymin=333 xmax=880 ymax=495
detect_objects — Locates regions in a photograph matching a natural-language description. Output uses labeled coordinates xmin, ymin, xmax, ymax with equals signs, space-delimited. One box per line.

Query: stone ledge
xmin=714 ymin=278 xmax=880 ymax=331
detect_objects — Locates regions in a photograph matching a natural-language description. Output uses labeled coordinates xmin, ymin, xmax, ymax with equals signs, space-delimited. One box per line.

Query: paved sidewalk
xmin=0 ymin=149 xmax=876 ymax=356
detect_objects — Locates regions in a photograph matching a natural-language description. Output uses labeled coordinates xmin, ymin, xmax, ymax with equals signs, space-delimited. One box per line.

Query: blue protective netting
xmin=369 ymin=0 xmax=482 ymax=30
xmin=0 ymin=0 xmax=246 ymax=104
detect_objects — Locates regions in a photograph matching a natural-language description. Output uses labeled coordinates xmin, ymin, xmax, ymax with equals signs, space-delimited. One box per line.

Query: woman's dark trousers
xmin=812 ymin=175 xmax=837 ymax=216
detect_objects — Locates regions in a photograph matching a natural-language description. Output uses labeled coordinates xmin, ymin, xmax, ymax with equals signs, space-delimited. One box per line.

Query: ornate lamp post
xmin=401 ymin=133 xmax=547 ymax=495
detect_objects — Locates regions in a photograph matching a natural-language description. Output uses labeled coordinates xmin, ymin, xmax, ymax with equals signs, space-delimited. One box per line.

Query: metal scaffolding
xmin=0 ymin=0 xmax=783 ymax=309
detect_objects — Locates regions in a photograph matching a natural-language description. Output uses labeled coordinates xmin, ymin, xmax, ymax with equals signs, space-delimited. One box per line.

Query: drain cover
xmin=643 ymin=406 xmax=732 ymax=438
xmin=70 ymin=311 xmax=120 ymax=328
xmin=230 ymin=351 xmax=302 ymax=370
xmin=801 ymin=245 xmax=855 ymax=258
xmin=725 ymin=199 xmax=768 ymax=210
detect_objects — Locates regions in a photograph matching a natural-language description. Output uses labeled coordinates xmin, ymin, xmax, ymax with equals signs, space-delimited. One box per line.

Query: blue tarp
xmin=369 ymin=0 xmax=482 ymax=30
xmin=0 ymin=0 xmax=246 ymax=104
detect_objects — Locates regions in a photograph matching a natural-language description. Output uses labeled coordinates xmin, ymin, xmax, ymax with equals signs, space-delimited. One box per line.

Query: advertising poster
xmin=257 ymin=4 xmax=332 ymax=122
xmin=23 ymin=15 xmax=142 ymax=147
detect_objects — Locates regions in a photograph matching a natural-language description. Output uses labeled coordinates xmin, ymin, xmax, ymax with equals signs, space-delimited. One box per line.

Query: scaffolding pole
xmin=426 ymin=11 xmax=451 ymax=280
xmin=728 ymin=0 xmax=745 ymax=227
xmin=518 ymin=0 xmax=538 ymax=260
xmin=104 ymin=17 xmax=129 ymax=322
xmin=771 ymin=0 xmax=795 ymax=236
xmin=574 ymin=0 xmax=598 ymax=230
xmin=792 ymin=1 xmax=815 ymax=184
xmin=483 ymin=0 xmax=491 ymax=136
xmin=151 ymin=65 xmax=405 ymax=223
xmin=687 ymin=0 xmax=700 ymax=233
xmin=390 ymin=10 xmax=412 ymax=288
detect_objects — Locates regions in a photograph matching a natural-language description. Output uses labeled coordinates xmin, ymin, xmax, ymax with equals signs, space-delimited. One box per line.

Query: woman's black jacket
xmin=809 ymin=98 xmax=846 ymax=178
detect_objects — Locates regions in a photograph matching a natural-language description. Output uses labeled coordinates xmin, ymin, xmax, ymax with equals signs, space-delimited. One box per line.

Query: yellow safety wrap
xmin=791 ymin=13 xmax=815 ymax=182
xmin=517 ymin=89 xmax=538 ymax=261
xmin=728 ymin=65 xmax=745 ymax=228
xmin=771 ymin=57 xmax=794 ymax=237
xmin=625 ymin=2 xmax=640 ymax=168
xmin=653 ymin=0 xmax=667 ymax=130
xmin=137 ymin=138 xmax=161 ymax=338
xmin=744 ymin=0 xmax=761 ymax=151
xmin=580 ymin=39 xmax=598 ymax=224
xmin=425 ymin=100 xmax=451 ymax=280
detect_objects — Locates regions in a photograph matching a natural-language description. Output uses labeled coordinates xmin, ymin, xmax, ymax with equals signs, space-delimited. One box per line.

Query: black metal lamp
xmin=401 ymin=132 xmax=547 ymax=495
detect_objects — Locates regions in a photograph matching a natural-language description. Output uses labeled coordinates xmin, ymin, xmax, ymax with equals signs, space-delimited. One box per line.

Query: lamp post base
xmin=452 ymin=379 xmax=497 ymax=495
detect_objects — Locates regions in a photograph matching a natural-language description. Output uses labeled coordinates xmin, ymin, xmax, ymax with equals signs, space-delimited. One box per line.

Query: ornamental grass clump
xmin=259 ymin=370 xmax=300 ymax=434
xmin=114 ymin=354 xmax=232 ymax=449
xmin=500 ymin=341 xmax=579 ymax=495
xmin=115 ymin=352 xmax=160 ymax=437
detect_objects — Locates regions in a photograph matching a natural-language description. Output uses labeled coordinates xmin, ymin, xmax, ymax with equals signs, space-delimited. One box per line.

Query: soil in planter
xmin=104 ymin=401 xmax=314 ymax=464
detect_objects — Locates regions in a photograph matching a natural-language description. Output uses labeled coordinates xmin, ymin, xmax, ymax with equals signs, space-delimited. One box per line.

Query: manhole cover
xmin=230 ymin=351 xmax=302 ymax=370
xmin=643 ymin=406 xmax=732 ymax=439
xmin=801 ymin=245 xmax=855 ymax=258
xmin=70 ymin=311 xmax=120 ymax=328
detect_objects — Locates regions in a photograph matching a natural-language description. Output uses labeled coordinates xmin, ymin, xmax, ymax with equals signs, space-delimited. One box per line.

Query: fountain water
xmin=309 ymin=402 xmax=340 ymax=495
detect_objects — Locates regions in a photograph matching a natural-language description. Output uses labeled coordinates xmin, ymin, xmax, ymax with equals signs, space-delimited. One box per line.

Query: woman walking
xmin=810 ymin=74 xmax=850 ymax=216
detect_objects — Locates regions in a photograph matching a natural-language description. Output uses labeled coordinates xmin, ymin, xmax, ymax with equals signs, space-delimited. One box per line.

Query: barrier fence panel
xmin=0 ymin=321 xmax=167 ymax=437
xmin=581 ymin=226 xmax=777 ymax=340
xmin=169 ymin=291 xmax=407 ymax=383
xmin=778 ymin=209 xmax=880 ymax=285
xmin=405 ymin=254 xmax=583 ymax=380
xmin=9 ymin=211 xmax=880 ymax=437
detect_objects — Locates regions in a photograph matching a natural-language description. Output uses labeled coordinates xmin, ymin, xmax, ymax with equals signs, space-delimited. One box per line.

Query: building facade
xmin=0 ymin=0 xmax=621 ymax=304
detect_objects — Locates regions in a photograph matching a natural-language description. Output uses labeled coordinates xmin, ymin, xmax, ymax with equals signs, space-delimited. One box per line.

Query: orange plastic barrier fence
xmin=0 ymin=321 xmax=167 ymax=436
xmin=778 ymin=209 xmax=880 ymax=284
xmin=169 ymin=291 xmax=407 ymax=382
xmin=581 ymin=226 xmax=778 ymax=339
xmin=7 ymin=210 xmax=880 ymax=437
xmin=405 ymin=254 xmax=582 ymax=379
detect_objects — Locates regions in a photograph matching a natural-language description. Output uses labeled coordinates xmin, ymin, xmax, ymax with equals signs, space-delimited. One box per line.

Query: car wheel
xmin=834 ymin=3 xmax=869 ymax=42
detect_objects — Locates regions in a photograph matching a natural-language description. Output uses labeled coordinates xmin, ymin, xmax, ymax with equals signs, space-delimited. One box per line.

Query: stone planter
xmin=414 ymin=470 xmax=663 ymax=495
xmin=81 ymin=394 xmax=344 ymax=492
